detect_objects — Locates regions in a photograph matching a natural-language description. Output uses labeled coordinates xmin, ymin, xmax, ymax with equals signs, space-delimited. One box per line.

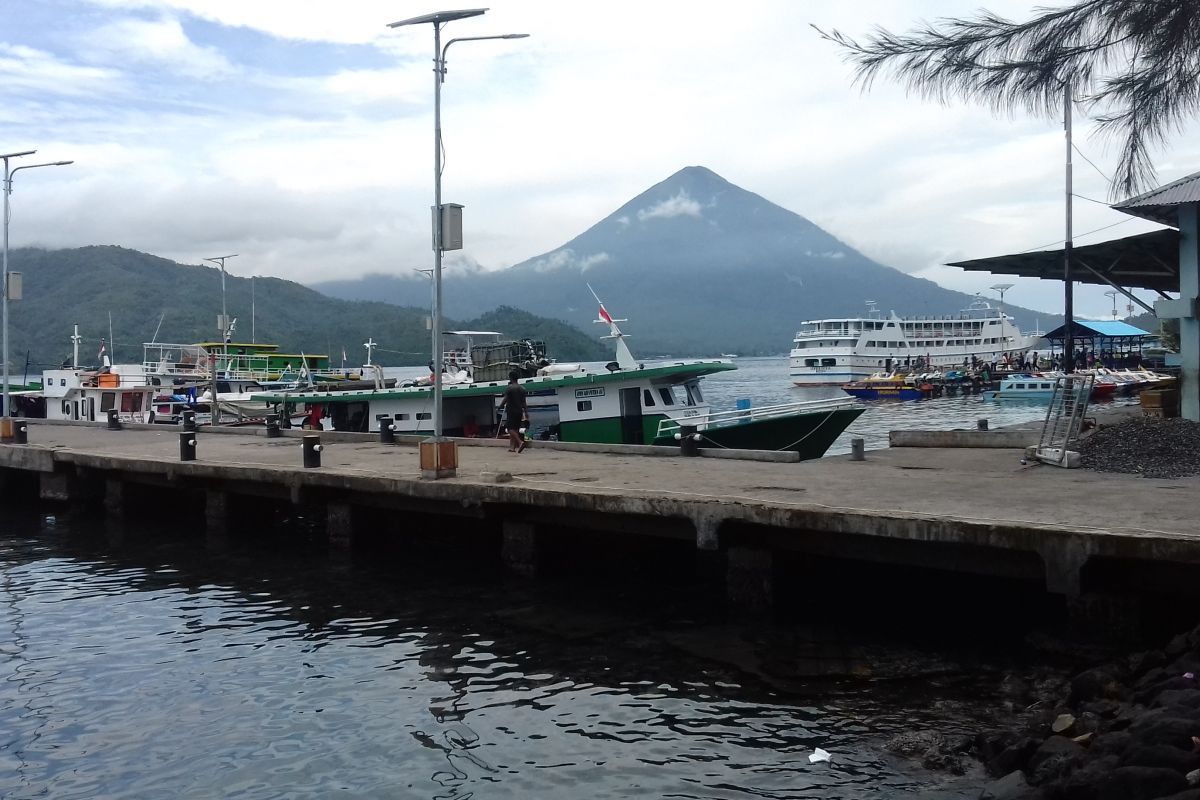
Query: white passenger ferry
xmin=789 ymin=300 xmax=1036 ymax=386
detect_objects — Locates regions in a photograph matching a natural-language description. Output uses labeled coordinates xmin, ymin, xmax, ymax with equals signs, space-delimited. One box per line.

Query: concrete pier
xmin=3 ymin=421 xmax=1200 ymax=618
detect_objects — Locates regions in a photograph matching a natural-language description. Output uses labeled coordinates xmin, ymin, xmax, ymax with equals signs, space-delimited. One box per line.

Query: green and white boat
xmin=251 ymin=301 xmax=864 ymax=460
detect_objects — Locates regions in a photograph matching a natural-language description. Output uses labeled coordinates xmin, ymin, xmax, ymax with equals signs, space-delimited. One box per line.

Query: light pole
xmin=2 ymin=150 xmax=72 ymax=429
xmin=387 ymin=9 xmax=527 ymax=447
xmin=990 ymin=283 xmax=1014 ymax=314
xmin=204 ymin=254 xmax=238 ymax=348
xmin=1104 ymin=289 xmax=1119 ymax=319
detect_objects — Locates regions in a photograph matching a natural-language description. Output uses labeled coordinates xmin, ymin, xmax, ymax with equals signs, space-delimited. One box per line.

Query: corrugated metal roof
xmin=1113 ymin=169 xmax=1200 ymax=226
xmin=1079 ymin=320 xmax=1151 ymax=337
xmin=947 ymin=229 xmax=1180 ymax=293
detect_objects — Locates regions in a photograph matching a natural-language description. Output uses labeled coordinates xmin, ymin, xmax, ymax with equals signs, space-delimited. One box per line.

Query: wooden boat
xmin=841 ymin=373 xmax=930 ymax=400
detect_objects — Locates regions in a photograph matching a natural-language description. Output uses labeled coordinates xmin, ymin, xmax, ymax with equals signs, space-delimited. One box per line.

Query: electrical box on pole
xmin=6 ymin=272 xmax=21 ymax=301
xmin=433 ymin=203 xmax=464 ymax=251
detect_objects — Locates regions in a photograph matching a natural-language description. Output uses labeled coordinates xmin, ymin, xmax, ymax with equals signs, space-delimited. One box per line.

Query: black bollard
xmin=13 ymin=422 xmax=27 ymax=444
xmin=302 ymin=434 xmax=322 ymax=468
xmin=850 ymin=437 xmax=865 ymax=461
xmin=265 ymin=413 xmax=281 ymax=439
xmin=182 ymin=410 xmax=196 ymax=432
xmin=179 ymin=432 xmax=196 ymax=461
xmin=279 ymin=411 xmax=292 ymax=429
xmin=977 ymin=418 xmax=989 ymax=431
xmin=679 ymin=425 xmax=700 ymax=457
xmin=379 ymin=419 xmax=395 ymax=444
xmin=106 ymin=409 xmax=122 ymax=430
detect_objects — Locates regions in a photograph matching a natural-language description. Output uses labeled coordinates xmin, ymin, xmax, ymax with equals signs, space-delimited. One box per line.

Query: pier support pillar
xmin=205 ymin=490 xmax=230 ymax=546
xmin=38 ymin=470 xmax=75 ymax=502
xmin=726 ymin=546 xmax=775 ymax=613
xmin=691 ymin=512 xmax=723 ymax=551
xmin=501 ymin=521 xmax=540 ymax=578
xmin=104 ymin=479 xmax=126 ymax=519
xmin=1037 ymin=535 xmax=1095 ymax=598
xmin=327 ymin=503 xmax=355 ymax=551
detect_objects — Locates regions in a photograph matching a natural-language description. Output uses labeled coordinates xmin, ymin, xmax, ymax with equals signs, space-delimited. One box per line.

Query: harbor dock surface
xmin=4 ymin=420 xmax=1200 ymax=607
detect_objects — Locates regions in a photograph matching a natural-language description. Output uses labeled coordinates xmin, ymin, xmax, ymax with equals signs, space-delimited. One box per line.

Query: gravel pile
xmin=1079 ymin=416 xmax=1200 ymax=478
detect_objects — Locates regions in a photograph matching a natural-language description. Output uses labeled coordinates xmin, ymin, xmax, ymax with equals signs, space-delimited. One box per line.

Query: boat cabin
xmin=42 ymin=367 xmax=155 ymax=424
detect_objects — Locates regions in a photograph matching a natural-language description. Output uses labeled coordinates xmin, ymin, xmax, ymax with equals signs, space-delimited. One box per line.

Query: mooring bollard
xmin=302 ymin=434 xmax=322 ymax=468
xmin=279 ymin=412 xmax=292 ymax=430
xmin=13 ymin=422 xmax=27 ymax=444
xmin=106 ymin=409 xmax=122 ymax=431
xmin=850 ymin=437 xmax=865 ymax=461
xmin=379 ymin=419 xmax=395 ymax=444
xmin=678 ymin=425 xmax=700 ymax=457
xmin=977 ymin=418 xmax=989 ymax=431
xmin=179 ymin=432 xmax=196 ymax=461
xmin=182 ymin=410 xmax=196 ymax=432
xmin=265 ymin=413 xmax=281 ymax=439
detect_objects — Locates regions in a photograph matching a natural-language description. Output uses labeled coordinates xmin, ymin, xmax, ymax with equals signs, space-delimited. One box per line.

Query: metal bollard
xmin=379 ymin=419 xmax=395 ymax=444
xmin=302 ymin=434 xmax=322 ymax=468
xmin=850 ymin=437 xmax=865 ymax=461
xmin=13 ymin=422 xmax=27 ymax=444
xmin=182 ymin=410 xmax=196 ymax=432
xmin=265 ymin=413 xmax=281 ymax=439
xmin=106 ymin=409 xmax=122 ymax=431
xmin=977 ymin=418 xmax=989 ymax=431
xmin=678 ymin=425 xmax=700 ymax=457
xmin=279 ymin=412 xmax=292 ymax=429
xmin=179 ymin=432 xmax=196 ymax=461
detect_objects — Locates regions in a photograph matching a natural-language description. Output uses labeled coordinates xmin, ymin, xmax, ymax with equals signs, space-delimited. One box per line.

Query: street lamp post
xmin=990 ymin=283 xmax=1014 ymax=315
xmin=387 ymin=9 xmax=527 ymax=457
xmin=1104 ymin=289 xmax=1119 ymax=319
xmin=204 ymin=254 xmax=238 ymax=348
xmin=2 ymin=150 xmax=72 ymax=432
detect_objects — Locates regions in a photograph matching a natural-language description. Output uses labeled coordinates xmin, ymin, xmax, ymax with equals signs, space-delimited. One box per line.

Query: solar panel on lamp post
xmin=387 ymin=9 xmax=527 ymax=449
xmin=2 ymin=151 xmax=73 ymax=434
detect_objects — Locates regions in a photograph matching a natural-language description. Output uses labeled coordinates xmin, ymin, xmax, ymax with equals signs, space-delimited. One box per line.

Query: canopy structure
xmin=1040 ymin=319 xmax=1153 ymax=356
xmin=947 ymin=229 xmax=1180 ymax=295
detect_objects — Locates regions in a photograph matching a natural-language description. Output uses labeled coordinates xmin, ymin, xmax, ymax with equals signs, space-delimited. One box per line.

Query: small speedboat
xmin=842 ymin=373 xmax=929 ymax=400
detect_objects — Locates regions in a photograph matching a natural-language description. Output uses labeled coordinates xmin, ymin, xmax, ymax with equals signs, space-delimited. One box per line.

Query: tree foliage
xmin=817 ymin=0 xmax=1200 ymax=198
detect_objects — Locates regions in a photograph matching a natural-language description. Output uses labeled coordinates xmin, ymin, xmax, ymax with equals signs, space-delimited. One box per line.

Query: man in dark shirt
xmin=498 ymin=370 xmax=528 ymax=453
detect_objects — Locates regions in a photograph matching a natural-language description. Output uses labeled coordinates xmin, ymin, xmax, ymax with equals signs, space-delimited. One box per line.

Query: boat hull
xmin=651 ymin=407 xmax=864 ymax=459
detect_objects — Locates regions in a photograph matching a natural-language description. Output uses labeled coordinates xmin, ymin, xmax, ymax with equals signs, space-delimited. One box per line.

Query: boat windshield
xmin=684 ymin=381 xmax=703 ymax=406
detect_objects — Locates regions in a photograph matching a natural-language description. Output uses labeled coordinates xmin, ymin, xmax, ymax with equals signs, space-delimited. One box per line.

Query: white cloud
xmin=526 ymin=249 xmax=609 ymax=274
xmin=637 ymin=191 xmax=703 ymax=222
xmin=78 ymin=16 xmax=235 ymax=79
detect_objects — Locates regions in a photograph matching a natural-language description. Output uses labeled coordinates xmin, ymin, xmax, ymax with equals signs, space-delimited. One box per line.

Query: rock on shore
xmin=976 ymin=622 xmax=1200 ymax=799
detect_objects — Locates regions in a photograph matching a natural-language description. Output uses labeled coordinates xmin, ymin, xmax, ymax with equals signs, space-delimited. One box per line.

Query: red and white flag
xmin=598 ymin=304 xmax=613 ymax=324
xmin=97 ymin=339 xmax=106 ymax=360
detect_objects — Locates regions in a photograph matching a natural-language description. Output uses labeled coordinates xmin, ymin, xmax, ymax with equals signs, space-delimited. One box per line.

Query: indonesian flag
xmin=97 ymin=339 xmax=106 ymax=360
xmin=598 ymin=304 xmax=613 ymax=324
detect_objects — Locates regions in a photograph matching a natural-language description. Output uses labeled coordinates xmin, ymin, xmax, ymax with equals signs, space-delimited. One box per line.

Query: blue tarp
xmin=1042 ymin=319 xmax=1151 ymax=341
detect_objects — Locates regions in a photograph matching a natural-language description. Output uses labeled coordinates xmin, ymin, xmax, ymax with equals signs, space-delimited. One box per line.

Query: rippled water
xmin=0 ymin=509 xmax=1030 ymax=800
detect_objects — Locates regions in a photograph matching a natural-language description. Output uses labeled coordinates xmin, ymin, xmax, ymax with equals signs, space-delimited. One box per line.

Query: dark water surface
xmin=0 ymin=507 xmax=1037 ymax=800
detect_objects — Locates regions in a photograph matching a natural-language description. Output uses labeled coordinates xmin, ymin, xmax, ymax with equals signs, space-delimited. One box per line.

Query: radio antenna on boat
xmin=587 ymin=284 xmax=637 ymax=370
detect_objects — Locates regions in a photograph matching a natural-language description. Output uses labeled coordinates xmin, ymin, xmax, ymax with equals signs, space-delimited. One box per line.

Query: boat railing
xmin=655 ymin=397 xmax=858 ymax=439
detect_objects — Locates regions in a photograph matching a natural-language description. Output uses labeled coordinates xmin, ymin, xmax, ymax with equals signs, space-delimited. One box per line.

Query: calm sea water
xmin=0 ymin=509 xmax=1035 ymax=800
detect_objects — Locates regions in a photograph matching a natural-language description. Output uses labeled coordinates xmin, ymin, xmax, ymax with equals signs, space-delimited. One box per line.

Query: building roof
xmin=947 ymin=229 xmax=1180 ymax=293
xmin=1041 ymin=319 xmax=1152 ymax=342
xmin=1112 ymin=169 xmax=1200 ymax=226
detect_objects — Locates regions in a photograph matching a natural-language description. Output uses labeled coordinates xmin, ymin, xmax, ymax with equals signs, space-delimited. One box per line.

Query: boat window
xmin=100 ymin=392 xmax=116 ymax=412
xmin=805 ymin=359 xmax=819 ymax=367
xmin=61 ymin=400 xmax=69 ymax=415
xmin=821 ymin=358 xmax=837 ymax=367
xmin=1015 ymin=383 xmax=1025 ymax=389
xmin=643 ymin=389 xmax=655 ymax=407
xmin=685 ymin=382 xmax=703 ymax=404
xmin=395 ymin=413 xmax=410 ymax=420
xmin=417 ymin=412 xmax=431 ymax=420
xmin=658 ymin=387 xmax=676 ymax=405
xmin=121 ymin=392 xmax=143 ymax=412
xmin=217 ymin=382 xmax=231 ymax=393
xmin=577 ymin=400 xmax=592 ymax=412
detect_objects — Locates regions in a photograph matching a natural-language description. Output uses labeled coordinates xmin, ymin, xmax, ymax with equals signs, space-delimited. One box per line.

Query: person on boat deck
xmin=462 ymin=415 xmax=480 ymax=438
xmin=497 ymin=371 xmax=528 ymax=453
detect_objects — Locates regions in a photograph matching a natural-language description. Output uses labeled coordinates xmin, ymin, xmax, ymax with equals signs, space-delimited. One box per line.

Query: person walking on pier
xmin=498 ymin=371 xmax=528 ymax=453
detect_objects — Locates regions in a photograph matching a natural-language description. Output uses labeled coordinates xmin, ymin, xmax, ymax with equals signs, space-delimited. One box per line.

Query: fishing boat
xmin=251 ymin=298 xmax=865 ymax=459
xmin=790 ymin=299 xmax=1037 ymax=386
xmin=841 ymin=373 xmax=931 ymax=401
xmin=40 ymin=364 xmax=155 ymax=424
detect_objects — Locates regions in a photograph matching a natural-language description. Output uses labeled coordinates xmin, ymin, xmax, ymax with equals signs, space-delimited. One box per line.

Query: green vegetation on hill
xmin=6 ymin=246 xmax=608 ymax=372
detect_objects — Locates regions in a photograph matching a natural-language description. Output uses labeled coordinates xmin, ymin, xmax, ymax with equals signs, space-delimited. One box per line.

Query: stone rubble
xmin=1079 ymin=417 xmax=1200 ymax=479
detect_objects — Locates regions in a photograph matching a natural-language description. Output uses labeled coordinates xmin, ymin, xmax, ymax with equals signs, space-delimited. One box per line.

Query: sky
xmin=4 ymin=0 xmax=1198 ymax=321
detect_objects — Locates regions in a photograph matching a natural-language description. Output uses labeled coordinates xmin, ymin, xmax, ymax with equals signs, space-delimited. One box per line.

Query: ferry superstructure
xmin=789 ymin=301 xmax=1036 ymax=386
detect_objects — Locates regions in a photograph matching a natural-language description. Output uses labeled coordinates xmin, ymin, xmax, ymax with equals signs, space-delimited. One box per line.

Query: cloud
xmin=0 ymin=43 xmax=123 ymax=96
xmin=526 ymin=249 xmax=609 ymax=274
xmin=78 ymin=16 xmax=236 ymax=79
xmin=637 ymin=191 xmax=702 ymax=222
